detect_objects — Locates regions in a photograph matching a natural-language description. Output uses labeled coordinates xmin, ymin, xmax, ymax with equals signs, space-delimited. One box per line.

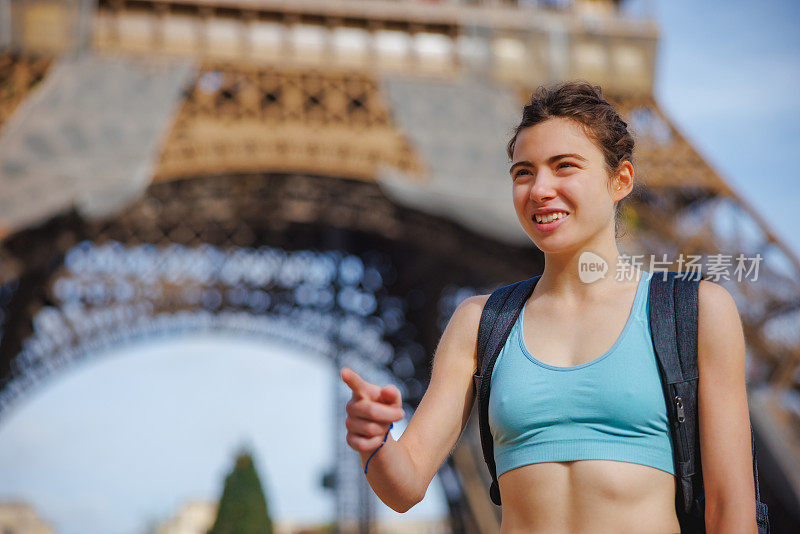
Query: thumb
xmin=377 ymin=384 xmax=402 ymax=407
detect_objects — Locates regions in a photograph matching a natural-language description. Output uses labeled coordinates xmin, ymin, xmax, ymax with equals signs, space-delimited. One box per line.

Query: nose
xmin=528 ymin=171 xmax=558 ymax=204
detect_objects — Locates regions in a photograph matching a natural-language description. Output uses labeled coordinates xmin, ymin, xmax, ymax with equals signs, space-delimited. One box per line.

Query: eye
xmin=557 ymin=162 xmax=575 ymax=169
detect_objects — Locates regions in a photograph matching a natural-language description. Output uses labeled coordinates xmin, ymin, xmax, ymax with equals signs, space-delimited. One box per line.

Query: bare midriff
xmin=498 ymin=459 xmax=681 ymax=534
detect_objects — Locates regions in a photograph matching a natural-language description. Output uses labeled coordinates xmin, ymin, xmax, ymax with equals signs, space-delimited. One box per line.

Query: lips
xmin=532 ymin=211 xmax=569 ymax=232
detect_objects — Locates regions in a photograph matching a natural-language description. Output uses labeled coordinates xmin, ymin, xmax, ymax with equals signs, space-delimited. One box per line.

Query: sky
xmin=0 ymin=1 xmax=799 ymax=533
xmin=651 ymin=0 xmax=800 ymax=260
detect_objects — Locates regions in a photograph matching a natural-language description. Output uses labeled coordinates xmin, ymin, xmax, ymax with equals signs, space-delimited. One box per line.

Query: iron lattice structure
xmin=1 ymin=0 xmax=799 ymax=531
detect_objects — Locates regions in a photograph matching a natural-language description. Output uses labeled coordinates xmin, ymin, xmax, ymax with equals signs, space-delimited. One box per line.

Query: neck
xmin=536 ymin=233 xmax=641 ymax=299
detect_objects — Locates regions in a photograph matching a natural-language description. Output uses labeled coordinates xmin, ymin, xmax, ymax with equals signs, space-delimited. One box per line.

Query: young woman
xmin=340 ymin=81 xmax=757 ymax=533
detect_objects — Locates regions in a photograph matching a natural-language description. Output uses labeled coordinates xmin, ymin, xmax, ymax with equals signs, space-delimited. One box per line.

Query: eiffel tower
xmin=1 ymin=1 xmax=798 ymax=532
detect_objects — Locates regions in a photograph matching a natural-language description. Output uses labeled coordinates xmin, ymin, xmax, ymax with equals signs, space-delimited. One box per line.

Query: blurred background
xmin=0 ymin=0 xmax=798 ymax=533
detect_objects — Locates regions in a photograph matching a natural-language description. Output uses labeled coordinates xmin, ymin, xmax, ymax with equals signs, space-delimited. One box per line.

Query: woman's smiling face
xmin=510 ymin=116 xmax=623 ymax=252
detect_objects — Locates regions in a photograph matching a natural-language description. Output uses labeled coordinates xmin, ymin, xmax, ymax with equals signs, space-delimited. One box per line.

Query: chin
xmin=526 ymin=235 xmax=559 ymax=251
xmin=535 ymin=242 xmax=572 ymax=254
xmin=527 ymin=232 xmax=577 ymax=253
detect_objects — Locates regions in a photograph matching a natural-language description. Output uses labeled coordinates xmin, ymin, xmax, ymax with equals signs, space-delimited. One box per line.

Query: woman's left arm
xmin=697 ymin=280 xmax=757 ymax=534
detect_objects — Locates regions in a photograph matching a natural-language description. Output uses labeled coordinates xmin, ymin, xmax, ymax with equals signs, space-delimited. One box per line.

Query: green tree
xmin=208 ymin=447 xmax=274 ymax=534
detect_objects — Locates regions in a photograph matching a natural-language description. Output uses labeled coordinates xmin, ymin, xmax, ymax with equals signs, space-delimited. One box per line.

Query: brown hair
xmin=506 ymin=80 xmax=643 ymax=239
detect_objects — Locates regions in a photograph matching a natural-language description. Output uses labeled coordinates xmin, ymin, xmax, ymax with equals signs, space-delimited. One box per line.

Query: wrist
xmin=363 ymin=422 xmax=394 ymax=475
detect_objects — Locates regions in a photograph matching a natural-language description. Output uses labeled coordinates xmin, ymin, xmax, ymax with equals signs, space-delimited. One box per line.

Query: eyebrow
xmin=509 ymin=153 xmax=587 ymax=174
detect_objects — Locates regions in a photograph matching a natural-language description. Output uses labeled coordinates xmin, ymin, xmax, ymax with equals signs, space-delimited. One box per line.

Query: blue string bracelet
xmin=364 ymin=422 xmax=393 ymax=475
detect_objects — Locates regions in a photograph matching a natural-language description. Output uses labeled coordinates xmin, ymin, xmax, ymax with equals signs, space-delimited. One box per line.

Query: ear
xmin=611 ymin=160 xmax=634 ymax=202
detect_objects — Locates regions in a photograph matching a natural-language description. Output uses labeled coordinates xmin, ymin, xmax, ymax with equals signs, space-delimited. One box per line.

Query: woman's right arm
xmin=341 ymin=294 xmax=489 ymax=512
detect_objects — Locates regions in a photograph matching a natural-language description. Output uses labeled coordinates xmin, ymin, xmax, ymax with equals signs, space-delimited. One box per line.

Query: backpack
xmin=472 ymin=270 xmax=770 ymax=533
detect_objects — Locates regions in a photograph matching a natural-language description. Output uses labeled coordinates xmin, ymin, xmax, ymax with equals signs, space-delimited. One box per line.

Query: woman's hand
xmin=340 ymin=366 xmax=405 ymax=453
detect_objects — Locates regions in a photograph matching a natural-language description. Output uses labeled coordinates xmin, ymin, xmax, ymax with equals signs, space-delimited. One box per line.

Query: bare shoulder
xmin=698 ymin=279 xmax=740 ymax=323
xmin=430 ymin=292 xmax=492 ymax=382
xmin=443 ymin=294 xmax=490 ymax=349
xmin=457 ymin=293 xmax=491 ymax=311
xmin=697 ymin=279 xmax=745 ymax=370
xmin=454 ymin=294 xmax=490 ymax=321
xmin=428 ymin=293 xmax=490 ymax=379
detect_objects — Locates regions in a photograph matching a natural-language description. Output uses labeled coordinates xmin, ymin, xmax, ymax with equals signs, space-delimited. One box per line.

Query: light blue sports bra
xmin=488 ymin=270 xmax=675 ymax=478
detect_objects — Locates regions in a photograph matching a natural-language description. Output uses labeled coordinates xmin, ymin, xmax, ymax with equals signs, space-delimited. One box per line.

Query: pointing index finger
xmin=340 ymin=367 xmax=368 ymax=399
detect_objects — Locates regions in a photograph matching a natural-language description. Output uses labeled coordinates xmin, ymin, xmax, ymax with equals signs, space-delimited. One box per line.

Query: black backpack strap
xmin=472 ymin=283 xmax=515 ymax=395
xmin=649 ymin=271 xmax=701 ymax=518
xmin=648 ymin=272 xmax=697 ymax=386
xmin=673 ymin=272 xmax=705 ymax=522
xmin=475 ymin=275 xmax=541 ymax=506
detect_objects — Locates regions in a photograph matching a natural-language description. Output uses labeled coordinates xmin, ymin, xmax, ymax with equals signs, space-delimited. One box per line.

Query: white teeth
xmin=535 ymin=211 xmax=568 ymax=224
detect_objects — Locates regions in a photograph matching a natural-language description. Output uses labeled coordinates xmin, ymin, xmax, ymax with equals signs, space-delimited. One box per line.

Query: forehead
xmin=512 ymin=117 xmax=600 ymax=161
